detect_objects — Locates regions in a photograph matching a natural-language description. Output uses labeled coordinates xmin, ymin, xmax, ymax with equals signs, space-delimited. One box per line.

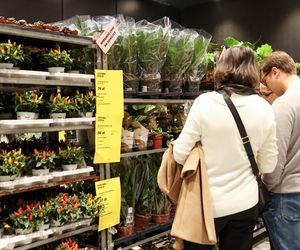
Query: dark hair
xmin=214 ymin=46 xmax=259 ymax=89
xmin=260 ymin=51 xmax=296 ymax=76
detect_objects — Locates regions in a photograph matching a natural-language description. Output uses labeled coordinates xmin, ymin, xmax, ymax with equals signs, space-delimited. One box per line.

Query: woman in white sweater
xmin=173 ymin=46 xmax=278 ymax=250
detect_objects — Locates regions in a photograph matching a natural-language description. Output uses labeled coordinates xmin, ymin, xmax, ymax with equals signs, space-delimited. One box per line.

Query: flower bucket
xmin=149 ymin=135 xmax=163 ymax=149
xmin=62 ymin=164 xmax=77 ymax=171
xmin=134 ymin=214 xmax=151 ymax=231
xmin=0 ymin=63 xmax=13 ymax=69
xmin=116 ymin=225 xmax=134 ymax=237
xmin=32 ymin=169 xmax=50 ymax=176
xmin=78 ymin=111 xmax=93 ymax=118
xmin=17 ymin=112 xmax=39 ymax=120
xmin=50 ymin=113 xmax=66 ymax=119
xmin=48 ymin=67 xmax=65 ymax=73
xmin=0 ymin=175 xmax=17 ymax=182
xmin=151 ymin=213 xmax=170 ymax=224
xmin=15 ymin=228 xmax=33 ymax=235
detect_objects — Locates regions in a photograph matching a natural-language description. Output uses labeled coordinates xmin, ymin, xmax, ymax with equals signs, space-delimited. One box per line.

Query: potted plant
xmin=162 ymin=28 xmax=197 ymax=93
xmin=35 ymin=201 xmax=52 ymax=230
xmin=14 ymin=90 xmax=43 ymax=119
xmin=58 ymin=144 xmax=85 ymax=170
xmin=55 ymin=238 xmax=85 ymax=250
xmin=0 ymin=148 xmax=26 ymax=181
xmin=50 ymin=193 xmax=83 ymax=227
xmin=79 ymin=192 xmax=105 ymax=220
xmin=73 ymin=90 xmax=95 ymax=117
xmin=41 ymin=47 xmax=73 ymax=73
xmin=152 ymin=192 xmax=171 ymax=225
xmin=28 ymin=146 xmax=57 ymax=176
xmin=9 ymin=206 xmax=35 ymax=234
xmin=136 ymin=20 xmax=170 ymax=93
xmin=113 ymin=159 xmax=135 ymax=237
xmin=0 ymin=40 xmax=26 ymax=68
xmin=149 ymin=127 xmax=164 ymax=149
xmin=133 ymin=157 xmax=153 ymax=231
xmin=46 ymin=92 xmax=72 ymax=119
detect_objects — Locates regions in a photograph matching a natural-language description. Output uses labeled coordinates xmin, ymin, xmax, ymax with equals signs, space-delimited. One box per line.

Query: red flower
xmin=34 ymin=149 xmax=39 ymax=155
xmin=73 ymin=196 xmax=78 ymax=203
xmin=26 ymin=205 xmax=31 ymax=212
xmin=41 ymin=151 xmax=46 ymax=160
xmin=27 ymin=213 xmax=33 ymax=221
xmin=45 ymin=146 xmax=49 ymax=151
xmin=60 ymin=207 xmax=64 ymax=212
xmin=74 ymin=203 xmax=80 ymax=209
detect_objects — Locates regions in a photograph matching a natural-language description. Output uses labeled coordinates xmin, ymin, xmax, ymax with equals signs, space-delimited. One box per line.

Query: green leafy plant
xmin=79 ymin=192 xmax=105 ymax=219
xmin=73 ymin=90 xmax=96 ymax=115
xmin=46 ymin=92 xmax=74 ymax=113
xmin=296 ymin=62 xmax=300 ymax=75
xmin=9 ymin=205 xmax=35 ymax=230
xmin=41 ymin=47 xmax=73 ymax=69
xmin=14 ymin=91 xmax=43 ymax=113
xmin=224 ymin=36 xmax=255 ymax=49
xmin=256 ymin=44 xmax=273 ymax=64
xmin=136 ymin=21 xmax=170 ymax=80
xmin=58 ymin=144 xmax=85 ymax=165
xmin=50 ymin=193 xmax=83 ymax=224
xmin=184 ymin=30 xmax=212 ymax=82
xmin=0 ymin=40 xmax=26 ymax=65
xmin=28 ymin=146 xmax=57 ymax=170
xmin=161 ymin=28 xmax=197 ymax=81
xmin=0 ymin=148 xmax=26 ymax=176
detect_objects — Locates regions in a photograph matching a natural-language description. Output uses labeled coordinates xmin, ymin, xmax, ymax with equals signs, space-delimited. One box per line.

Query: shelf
xmin=121 ymin=148 xmax=167 ymax=158
xmin=0 ymin=23 xmax=93 ymax=47
xmin=0 ymin=175 xmax=100 ymax=197
xmin=0 ymin=77 xmax=94 ymax=88
xmin=124 ymin=98 xmax=193 ymax=104
xmin=114 ymin=219 xmax=173 ymax=249
xmin=0 ymin=117 xmax=95 ymax=134
xmin=12 ymin=224 xmax=97 ymax=250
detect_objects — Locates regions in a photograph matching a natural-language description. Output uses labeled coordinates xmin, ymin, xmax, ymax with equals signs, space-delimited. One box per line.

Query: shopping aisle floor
xmin=253 ymin=239 xmax=270 ymax=250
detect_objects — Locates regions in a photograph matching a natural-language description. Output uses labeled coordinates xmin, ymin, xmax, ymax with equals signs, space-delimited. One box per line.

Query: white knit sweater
xmin=173 ymin=91 xmax=278 ymax=218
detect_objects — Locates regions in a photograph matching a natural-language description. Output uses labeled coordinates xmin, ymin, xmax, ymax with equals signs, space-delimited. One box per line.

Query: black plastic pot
xmin=163 ymin=80 xmax=183 ymax=93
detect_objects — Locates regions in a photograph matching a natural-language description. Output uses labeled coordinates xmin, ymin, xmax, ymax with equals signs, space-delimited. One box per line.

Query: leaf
xmin=224 ymin=36 xmax=242 ymax=47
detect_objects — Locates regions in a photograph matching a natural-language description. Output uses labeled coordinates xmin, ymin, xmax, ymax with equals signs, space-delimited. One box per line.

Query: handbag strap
xmin=218 ymin=90 xmax=260 ymax=177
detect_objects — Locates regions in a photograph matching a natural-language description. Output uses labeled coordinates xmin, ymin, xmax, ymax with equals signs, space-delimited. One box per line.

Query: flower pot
xmin=124 ymin=79 xmax=139 ymax=93
xmin=67 ymin=70 xmax=80 ymax=74
xmin=0 ymin=175 xmax=17 ymax=182
xmin=149 ymin=135 xmax=163 ymax=149
xmin=50 ymin=112 xmax=66 ymax=119
xmin=62 ymin=164 xmax=78 ymax=171
xmin=48 ymin=67 xmax=65 ymax=73
xmin=163 ymin=80 xmax=183 ymax=93
xmin=184 ymin=81 xmax=200 ymax=92
xmin=0 ymin=113 xmax=13 ymax=120
xmin=151 ymin=213 xmax=170 ymax=224
xmin=134 ymin=214 xmax=151 ymax=231
xmin=116 ymin=225 xmax=134 ymax=237
xmin=15 ymin=228 xmax=32 ymax=235
xmin=0 ymin=63 xmax=13 ymax=69
xmin=78 ymin=111 xmax=93 ymax=118
xmin=140 ymin=79 xmax=162 ymax=93
xmin=32 ymin=168 xmax=50 ymax=176
xmin=16 ymin=112 xmax=39 ymax=120
xmin=38 ymin=223 xmax=50 ymax=231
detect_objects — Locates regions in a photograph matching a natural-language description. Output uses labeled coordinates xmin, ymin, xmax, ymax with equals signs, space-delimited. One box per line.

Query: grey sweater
xmin=264 ymin=83 xmax=300 ymax=193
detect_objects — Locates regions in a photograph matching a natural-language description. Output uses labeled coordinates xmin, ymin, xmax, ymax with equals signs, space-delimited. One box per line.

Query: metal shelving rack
xmin=0 ymin=26 xmax=98 ymax=250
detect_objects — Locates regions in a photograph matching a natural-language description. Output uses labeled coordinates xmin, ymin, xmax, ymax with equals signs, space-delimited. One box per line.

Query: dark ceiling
xmin=151 ymin=0 xmax=218 ymax=8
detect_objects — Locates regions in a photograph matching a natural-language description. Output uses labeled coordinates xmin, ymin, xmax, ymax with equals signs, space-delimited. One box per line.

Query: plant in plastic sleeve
xmin=183 ymin=29 xmax=212 ymax=83
xmin=136 ymin=17 xmax=171 ymax=92
xmin=161 ymin=26 xmax=198 ymax=93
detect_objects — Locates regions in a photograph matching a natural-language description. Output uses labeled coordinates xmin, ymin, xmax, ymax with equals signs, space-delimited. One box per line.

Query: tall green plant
xmin=161 ymin=29 xmax=197 ymax=81
xmin=136 ymin=21 xmax=170 ymax=80
xmin=184 ymin=30 xmax=212 ymax=81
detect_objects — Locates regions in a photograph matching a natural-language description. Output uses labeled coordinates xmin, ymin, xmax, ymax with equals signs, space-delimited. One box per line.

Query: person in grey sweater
xmin=260 ymin=51 xmax=300 ymax=250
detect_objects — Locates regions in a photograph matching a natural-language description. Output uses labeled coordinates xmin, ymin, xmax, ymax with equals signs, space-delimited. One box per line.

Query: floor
xmin=253 ymin=238 xmax=270 ymax=250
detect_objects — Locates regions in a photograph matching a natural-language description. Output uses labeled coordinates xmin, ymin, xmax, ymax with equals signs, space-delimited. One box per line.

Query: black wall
xmin=0 ymin=0 xmax=180 ymax=24
xmin=181 ymin=0 xmax=300 ymax=60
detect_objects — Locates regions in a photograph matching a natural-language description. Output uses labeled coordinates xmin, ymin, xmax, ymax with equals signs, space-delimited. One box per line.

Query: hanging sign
xmin=96 ymin=20 xmax=120 ymax=54
xmin=95 ymin=177 xmax=121 ymax=231
xmin=94 ymin=70 xmax=123 ymax=163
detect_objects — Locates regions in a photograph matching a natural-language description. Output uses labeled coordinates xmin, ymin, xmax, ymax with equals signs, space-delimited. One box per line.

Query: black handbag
xmin=219 ymin=89 xmax=271 ymax=214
